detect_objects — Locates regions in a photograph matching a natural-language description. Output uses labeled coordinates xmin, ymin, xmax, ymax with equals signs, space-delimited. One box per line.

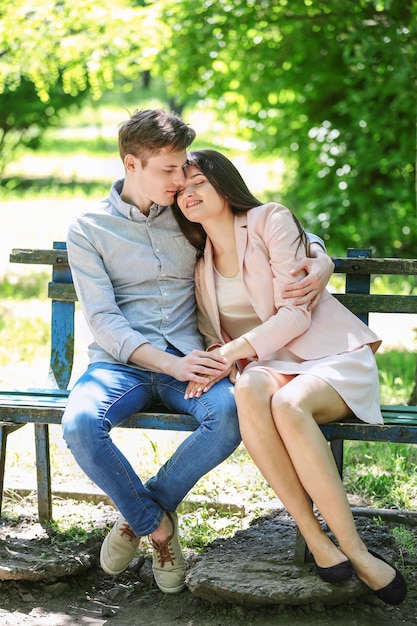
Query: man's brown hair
xmin=118 ymin=109 xmax=196 ymax=165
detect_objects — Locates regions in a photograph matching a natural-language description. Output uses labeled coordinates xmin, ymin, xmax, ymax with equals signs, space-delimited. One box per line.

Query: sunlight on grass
xmin=344 ymin=441 xmax=417 ymax=509
xmin=376 ymin=350 xmax=416 ymax=405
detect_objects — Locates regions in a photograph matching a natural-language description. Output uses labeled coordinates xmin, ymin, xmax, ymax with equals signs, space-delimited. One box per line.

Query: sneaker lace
xmin=150 ymin=536 xmax=175 ymax=567
xmin=119 ymin=522 xmax=137 ymax=542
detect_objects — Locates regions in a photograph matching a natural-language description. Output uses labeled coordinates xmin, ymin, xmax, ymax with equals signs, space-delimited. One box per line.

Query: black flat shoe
xmin=315 ymin=559 xmax=354 ymax=583
xmin=368 ymin=550 xmax=407 ymax=605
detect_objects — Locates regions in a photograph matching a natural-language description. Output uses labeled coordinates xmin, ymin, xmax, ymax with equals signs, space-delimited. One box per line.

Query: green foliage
xmin=0 ymin=176 xmax=109 ymax=200
xmin=0 ymin=274 xmax=48 ymax=300
xmin=0 ymin=79 xmax=89 ymax=174
xmin=0 ymin=0 xmax=161 ymax=171
xmin=344 ymin=441 xmax=417 ymax=509
xmin=0 ymin=308 xmax=49 ymax=367
xmin=1 ymin=1 xmax=416 ymax=256
xmin=179 ymin=504 xmax=243 ymax=551
xmin=157 ymin=0 xmax=417 ymax=257
xmin=48 ymin=518 xmax=103 ymax=543
xmin=392 ymin=525 xmax=417 ymax=559
xmin=0 ymin=0 xmax=159 ymax=100
xmin=376 ymin=350 xmax=416 ymax=405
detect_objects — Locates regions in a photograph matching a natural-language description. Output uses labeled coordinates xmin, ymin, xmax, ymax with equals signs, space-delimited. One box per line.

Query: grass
xmin=376 ymin=349 xmax=416 ymax=406
xmin=344 ymin=443 xmax=417 ymax=509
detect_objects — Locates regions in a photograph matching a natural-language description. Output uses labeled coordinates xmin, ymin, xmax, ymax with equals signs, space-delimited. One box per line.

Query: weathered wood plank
xmin=334 ymin=293 xmax=417 ymax=314
xmin=48 ymin=282 xmax=77 ymax=301
xmin=11 ymin=248 xmax=417 ymax=276
xmin=333 ymin=256 xmax=417 ymax=275
xmin=10 ymin=249 xmax=69 ymax=265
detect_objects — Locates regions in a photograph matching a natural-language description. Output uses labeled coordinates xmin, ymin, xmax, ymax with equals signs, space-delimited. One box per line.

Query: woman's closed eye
xmin=177 ymin=180 xmax=206 ymax=197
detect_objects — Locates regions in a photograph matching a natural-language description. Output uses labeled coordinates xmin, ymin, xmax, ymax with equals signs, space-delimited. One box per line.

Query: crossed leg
xmin=235 ymin=367 xmax=398 ymax=591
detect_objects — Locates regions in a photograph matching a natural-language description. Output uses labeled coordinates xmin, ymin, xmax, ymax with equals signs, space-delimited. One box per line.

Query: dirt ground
xmin=0 ymin=501 xmax=416 ymax=626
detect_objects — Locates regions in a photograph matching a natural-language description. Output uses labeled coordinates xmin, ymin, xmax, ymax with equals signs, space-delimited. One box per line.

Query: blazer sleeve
xmin=240 ymin=205 xmax=313 ymax=360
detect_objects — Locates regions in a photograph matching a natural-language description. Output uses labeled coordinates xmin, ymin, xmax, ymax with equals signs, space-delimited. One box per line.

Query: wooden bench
xmin=1 ymin=243 xmax=416 ymax=558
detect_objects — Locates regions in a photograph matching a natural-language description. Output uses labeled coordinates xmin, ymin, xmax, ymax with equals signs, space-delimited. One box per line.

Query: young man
xmin=62 ymin=109 xmax=333 ymax=595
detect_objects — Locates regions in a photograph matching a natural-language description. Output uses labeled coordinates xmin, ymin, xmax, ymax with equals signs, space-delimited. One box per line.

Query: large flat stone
xmin=0 ymin=525 xmax=94 ymax=581
xmin=186 ymin=510 xmax=369 ymax=607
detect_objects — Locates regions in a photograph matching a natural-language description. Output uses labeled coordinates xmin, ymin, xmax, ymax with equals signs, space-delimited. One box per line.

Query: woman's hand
xmin=183 ymin=353 xmax=239 ymax=399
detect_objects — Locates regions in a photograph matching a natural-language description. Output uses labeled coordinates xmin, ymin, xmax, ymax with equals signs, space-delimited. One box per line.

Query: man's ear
xmin=124 ymin=154 xmax=139 ymax=172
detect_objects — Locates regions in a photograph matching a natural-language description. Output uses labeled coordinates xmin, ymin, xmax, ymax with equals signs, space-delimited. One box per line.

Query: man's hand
xmin=169 ymin=349 xmax=229 ymax=383
xmin=282 ymin=251 xmax=334 ymax=310
xmin=129 ymin=344 xmax=228 ymax=383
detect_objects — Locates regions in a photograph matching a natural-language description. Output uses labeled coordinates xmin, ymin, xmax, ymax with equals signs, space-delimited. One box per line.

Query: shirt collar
xmin=111 ymin=179 xmax=169 ymax=220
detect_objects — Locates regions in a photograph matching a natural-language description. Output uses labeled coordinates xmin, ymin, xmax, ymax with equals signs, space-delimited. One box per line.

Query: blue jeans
xmin=62 ymin=355 xmax=240 ymax=536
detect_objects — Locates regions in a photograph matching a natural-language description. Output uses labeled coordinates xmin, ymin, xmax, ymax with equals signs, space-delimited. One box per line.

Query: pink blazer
xmin=194 ymin=203 xmax=381 ymax=361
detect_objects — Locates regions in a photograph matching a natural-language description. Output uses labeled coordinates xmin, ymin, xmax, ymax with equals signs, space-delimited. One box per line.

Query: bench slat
xmin=10 ymin=249 xmax=69 ymax=265
xmin=48 ymin=282 xmax=77 ymax=301
xmin=47 ymin=286 xmax=417 ymax=310
xmin=1 ymin=393 xmax=415 ymax=435
xmin=321 ymin=423 xmax=417 ymax=444
xmin=334 ymin=293 xmax=417 ymax=314
xmin=333 ymin=256 xmax=417 ymax=275
xmin=11 ymin=249 xmax=417 ymax=275
xmin=0 ymin=391 xmax=199 ymax=430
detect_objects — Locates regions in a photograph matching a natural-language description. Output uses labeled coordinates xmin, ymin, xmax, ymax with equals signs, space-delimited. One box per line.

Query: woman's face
xmin=176 ymin=165 xmax=229 ymax=224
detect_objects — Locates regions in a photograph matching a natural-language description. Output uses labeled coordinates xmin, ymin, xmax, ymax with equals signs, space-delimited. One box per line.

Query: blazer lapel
xmin=201 ymin=238 xmax=223 ymax=338
xmin=234 ymin=212 xmax=249 ymax=273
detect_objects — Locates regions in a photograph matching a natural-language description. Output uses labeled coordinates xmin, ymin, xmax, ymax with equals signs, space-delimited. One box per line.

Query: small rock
xmin=106 ymin=584 xmax=134 ymax=602
xmin=101 ymin=606 xmax=117 ymax=618
xmin=43 ymin=581 xmax=70 ymax=597
xmin=21 ymin=592 xmax=36 ymax=603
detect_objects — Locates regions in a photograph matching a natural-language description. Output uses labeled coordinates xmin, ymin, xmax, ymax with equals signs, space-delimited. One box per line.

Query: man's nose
xmin=173 ymin=170 xmax=186 ymax=187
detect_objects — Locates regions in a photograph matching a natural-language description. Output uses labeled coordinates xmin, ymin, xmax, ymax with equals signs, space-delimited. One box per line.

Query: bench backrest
xmin=9 ymin=243 xmax=417 ymax=391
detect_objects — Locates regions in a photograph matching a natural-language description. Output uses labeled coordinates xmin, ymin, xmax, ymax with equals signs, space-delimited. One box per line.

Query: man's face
xmin=126 ymin=146 xmax=187 ymax=208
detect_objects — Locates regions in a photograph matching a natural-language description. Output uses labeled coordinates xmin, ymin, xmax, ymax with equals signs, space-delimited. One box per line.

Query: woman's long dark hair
xmin=172 ymin=149 xmax=308 ymax=256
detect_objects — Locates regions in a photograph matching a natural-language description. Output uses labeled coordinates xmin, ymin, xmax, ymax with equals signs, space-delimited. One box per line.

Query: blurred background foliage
xmin=0 ymin=0 xmax=416 ymax=257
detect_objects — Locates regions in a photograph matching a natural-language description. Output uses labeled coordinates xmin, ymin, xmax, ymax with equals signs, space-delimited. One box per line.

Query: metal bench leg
xmin=0 ymin=423 xmax=25 ymax=517
xmin=330 ymin=439 xmax=344 ymax=477
xmin=294 ymin=527 xmax=309 ymax=564
xmin=34 ymin=424 xmax=52 ymax=522
xmin=293 ymin=493 xmax=314 ymax=565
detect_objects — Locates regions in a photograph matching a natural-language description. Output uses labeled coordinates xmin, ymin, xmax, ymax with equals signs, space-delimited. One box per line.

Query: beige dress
xmin=214 ymin=268 xmax=382 ymax=425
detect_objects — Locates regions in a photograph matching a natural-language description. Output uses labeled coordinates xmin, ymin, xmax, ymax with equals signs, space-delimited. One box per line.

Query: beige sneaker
xmin=100 ymin=514 xmax=140 ymax=575
xmin=149 ymin=511 xmax=187 ymax=594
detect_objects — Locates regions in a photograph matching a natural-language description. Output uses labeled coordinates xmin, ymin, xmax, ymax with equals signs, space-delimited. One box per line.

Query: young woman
xmin=173 ymin=149 xmax=407 ymax=606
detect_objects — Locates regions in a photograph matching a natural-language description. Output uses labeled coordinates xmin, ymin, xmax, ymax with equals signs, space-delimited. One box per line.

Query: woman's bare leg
xmin=235 ymin=369 xmax=348 ymax=569
xmin=235 ymin=369 xmax=399 ymax=591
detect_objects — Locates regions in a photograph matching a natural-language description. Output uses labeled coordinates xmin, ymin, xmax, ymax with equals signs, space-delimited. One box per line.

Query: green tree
xmin=0 ymin=0 xmax=161 ymax=171
xmin=157 ymin=0 xmax=416 ymax=257
xmin=0 ymin=79 xmax=89 ymax=174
